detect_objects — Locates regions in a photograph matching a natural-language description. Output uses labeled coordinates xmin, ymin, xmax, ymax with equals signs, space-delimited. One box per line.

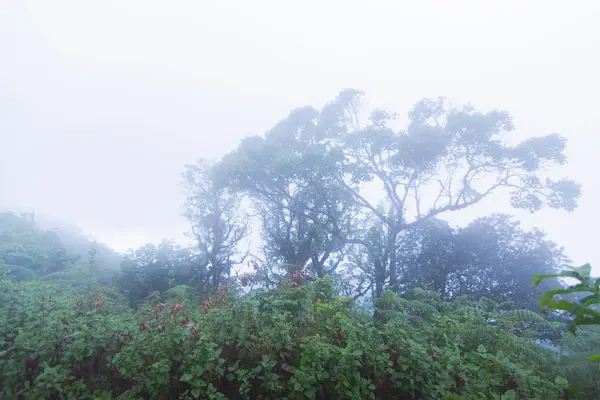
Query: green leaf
xmin=533 ymin=274 xmax=564 ymax=287
xmin=532 ymin=270 xmax=582 ymax=287
xmin=191 ymin=388 xmax=201 ymax=398
xmin=580 ymin=294 xmax=600 ymax=308
xmin=576 ymin=263 xmax=592 ymax=278
xmin=477 ymin=344 xmax=487 ymax=353
xmin=180 ymin=373 xmax=193 ymax=382
xmin=589 ymin=354 xmax=600 ymax=362
xmin=294 ymin=382 xmax=301 ymax=391
xmin=502 ymin=390 xmax=516 ymax=400
xmin=554 ymin=375 xmax=568 ymax=386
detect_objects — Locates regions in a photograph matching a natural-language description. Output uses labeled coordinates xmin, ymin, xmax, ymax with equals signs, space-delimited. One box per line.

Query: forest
xmin=1 ymin=91 xmax=599 ymax=399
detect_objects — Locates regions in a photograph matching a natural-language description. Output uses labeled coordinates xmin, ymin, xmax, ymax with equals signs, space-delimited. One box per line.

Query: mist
xmin=4 ymin=2 xmax=600 ymax=398
xmin=1 ymin=0 xmax=599 ymax=274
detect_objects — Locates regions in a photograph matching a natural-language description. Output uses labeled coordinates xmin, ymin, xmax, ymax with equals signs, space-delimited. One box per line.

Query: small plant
xmin=533 ymin=263 xmax=600 ymax=363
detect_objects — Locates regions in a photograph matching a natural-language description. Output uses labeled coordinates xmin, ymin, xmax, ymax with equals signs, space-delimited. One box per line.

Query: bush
xmin=4 ymin=275 xmax=596 ymax=399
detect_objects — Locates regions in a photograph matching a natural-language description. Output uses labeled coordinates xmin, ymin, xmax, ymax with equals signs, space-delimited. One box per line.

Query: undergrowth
xmin=2 ymin=272 xmax=598 ymax=399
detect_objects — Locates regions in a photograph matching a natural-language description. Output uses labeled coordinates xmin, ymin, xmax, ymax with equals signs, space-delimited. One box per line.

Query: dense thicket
xmin=1 ymin=91 xmax=598 ymax=399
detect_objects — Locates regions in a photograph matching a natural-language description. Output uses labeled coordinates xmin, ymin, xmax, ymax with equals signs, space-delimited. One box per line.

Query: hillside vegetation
xmin=1 ymin=92 xmax=599 ymax=399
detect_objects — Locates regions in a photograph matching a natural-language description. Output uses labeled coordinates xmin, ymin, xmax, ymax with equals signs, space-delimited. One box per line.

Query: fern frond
xmin=164 ymin=285 xmax=191 ymax=301
xmin=499 ymin=309 xmax=558 ymax=335
xmin=7 ymin=264 xmax=36 ymax=278
xmin=41 ymin=271 xmax=75 ymax=281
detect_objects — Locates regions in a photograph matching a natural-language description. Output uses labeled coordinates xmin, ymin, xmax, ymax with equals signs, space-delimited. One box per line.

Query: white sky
xmin=1 ymin=0 xmax=599 ymax=272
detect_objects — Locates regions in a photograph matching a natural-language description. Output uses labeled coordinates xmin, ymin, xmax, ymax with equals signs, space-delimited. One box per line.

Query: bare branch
xmin=405 ymin=173 xmax=516 ymax=229
xmin=413 ymin=184 xmax=422 ymax=218
xmin=352 ymin=281 xmax=374 ymax=300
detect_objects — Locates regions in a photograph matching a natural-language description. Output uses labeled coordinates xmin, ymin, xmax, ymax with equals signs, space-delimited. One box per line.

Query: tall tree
xmin=344 ymin=213 xmax=390 ymax=300
xmin=395 ymin=218 xmax=458 ymax=298
xmin=119 ymin=240 xmax=200 ymax=307
xmin=331 ymin=91 xmax=580 ymax=297
xmin=182 ymin=159 xmax=249 ymax=288
xmin=216 ymin=106 xmax=357 ymax=279
xmin=395 ymin=214 xmax=568 ymax=309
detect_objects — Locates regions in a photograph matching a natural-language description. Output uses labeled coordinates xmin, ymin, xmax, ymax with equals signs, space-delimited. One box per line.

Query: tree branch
xmin=405 ymin=173 xmax=515 ymax=229
xmin=352 ymin=281 xmax=374 ymax=300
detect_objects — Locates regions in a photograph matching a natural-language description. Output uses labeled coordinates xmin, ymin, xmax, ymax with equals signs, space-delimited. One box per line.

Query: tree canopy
xmin=1 ymin=91 xmax=596 ymax=399
xmin=216 ymin=90 xmax=580 ymax=298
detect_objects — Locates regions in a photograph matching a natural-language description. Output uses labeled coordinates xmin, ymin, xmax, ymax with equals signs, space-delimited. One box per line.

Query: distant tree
xmin=395 ymin=214 xmax=568 ymax=309
xmin=394 ymin=218 xmax=457 ymax=298
xmin=0 ymin=212 xmax=70 ymax=279
xmin=119 ymin=240 xmax=201 ymax=307
xmin=331 ymin=90 xmax=580 ymax=297
xmin=344 ymin=214 xmax=390 ymax=300
xmin=182 ymin=159 xmax=249 ymax=288
xmin=197 ymin=90 xmax=580 ymax=301
xmin=216 ymin=106 xmax=357 ymax=279
xmin=32 ymin=215 xmax=122 ymax=270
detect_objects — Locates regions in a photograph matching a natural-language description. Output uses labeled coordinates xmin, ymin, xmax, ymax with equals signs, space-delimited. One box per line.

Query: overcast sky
xmin=1 ymin=1 xmax=599 ymax=272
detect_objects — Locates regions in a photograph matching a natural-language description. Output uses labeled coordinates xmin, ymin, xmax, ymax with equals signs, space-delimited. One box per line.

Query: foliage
xmin=118 ymin=240 xmax=204 ymax=308
xmin=0 ymin=212 xmax=70 ymax=279
xmin=394 ymin=214 xmax=568 ymax=309
xmin=1 ymin=91 xmax=594 ymax=398
xmin=533 ymin=263 xmax=600 ymax=373
xmin=4 ymin=275 xmax=599 ymax=399
xmin=182 ymin=159 xmax=250 ymax=288
xmin=215 ymin=90 xmax=581 ymax=298
xmin=0 ymin=211 xmax=120 ymax=287
xmin=215 ymin=108 xmax=356 ymax=279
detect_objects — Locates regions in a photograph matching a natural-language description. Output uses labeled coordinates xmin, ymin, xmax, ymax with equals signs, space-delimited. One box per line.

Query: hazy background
xmin=1 ymin=0 xmax=599 ymax=272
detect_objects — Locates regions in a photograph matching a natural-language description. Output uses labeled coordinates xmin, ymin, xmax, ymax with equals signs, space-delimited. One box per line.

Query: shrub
xmin=4 ymin=276 xmax=595 ymax=399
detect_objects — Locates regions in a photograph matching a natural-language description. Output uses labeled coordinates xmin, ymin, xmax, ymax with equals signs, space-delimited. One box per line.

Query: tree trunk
xmin=387 ymin=227 xmax=399 ymax=292
xmin=374 ymin=271 xmax=383 ymax=300
xmin=312 ymin=256 xmax=325 ymax=278
xmin=373 ymin=261 xmax=385 ymax=323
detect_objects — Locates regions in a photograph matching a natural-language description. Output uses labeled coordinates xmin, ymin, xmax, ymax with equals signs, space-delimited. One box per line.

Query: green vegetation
xmin=1 ymin=260 xmax=599 ymax=399
xmin=533 ymin=264 xmax=600 ymax=369
xmin=1 ymin=92 xmax=598 ymax=398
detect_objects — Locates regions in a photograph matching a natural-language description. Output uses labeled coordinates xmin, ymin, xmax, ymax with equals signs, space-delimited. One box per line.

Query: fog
xmin=1 ymin=0 xmax=599 ymax=272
